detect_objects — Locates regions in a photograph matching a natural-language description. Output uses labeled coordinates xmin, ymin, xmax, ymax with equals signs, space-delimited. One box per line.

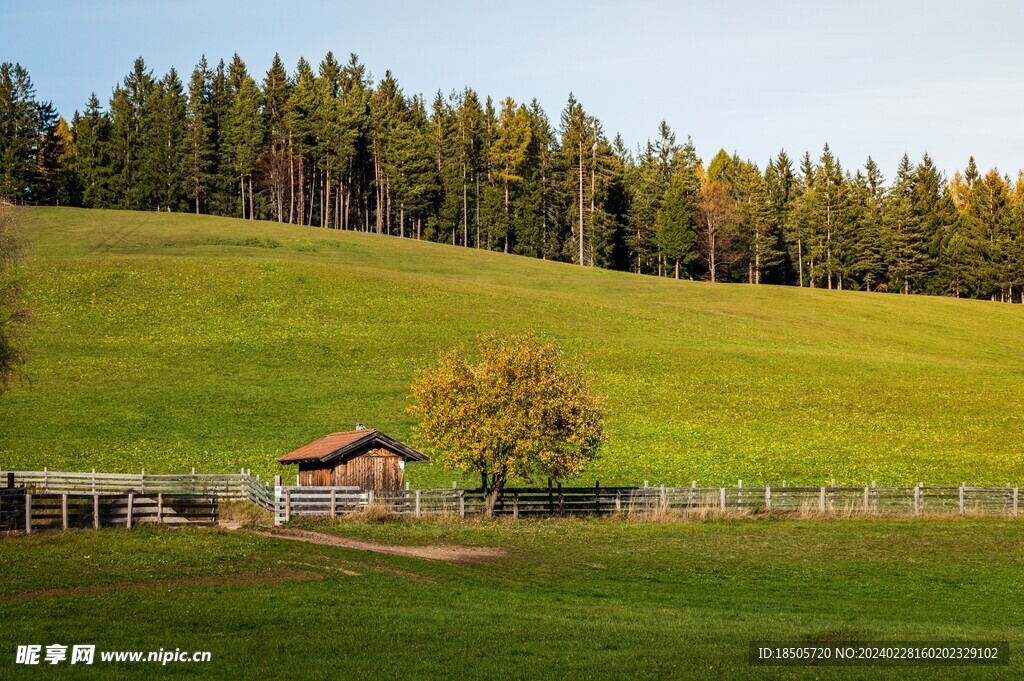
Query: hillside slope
xmin=2 ymin=207 xmax=1023 ymax=486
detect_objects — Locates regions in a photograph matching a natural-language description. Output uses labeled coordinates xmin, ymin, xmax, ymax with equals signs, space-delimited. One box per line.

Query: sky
xmin=6 ymin=0 xmax=1024 ymax=180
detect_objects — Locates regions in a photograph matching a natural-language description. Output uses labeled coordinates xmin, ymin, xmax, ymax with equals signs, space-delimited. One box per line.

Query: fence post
xmin=367 ymin=489 xmax=375 ymax=508
xmin=913 ymin=485 xmax=920 ymax=516
xmin=91 ymin=468 xmax=96 ymax=494
xmin=285 ymin=489 xmax=292 ymax=523
xmin=719 ymin=487 xmax=726 ymax=512
xmin=765 ymin=485 xmax=771 ymax=511
xmin=1014 ymin=488 xmax=1019 ymax=518
xmin=459 ymin=490 xmax=465 ymax=518
xmin=62 ymin=493 xmax=68 ymax=530
xmin=959 ymin=484 xmax=965 ymax=515
xmin=141 ymin=469 xmax=145 ymax=495
xmin=331 ymin=489 xmax=338 ymax=518
xmin=157 ymin=492 xmax=163 ymax=524
xmin=513 ymin=492 xmax=519 ymax=519
xmin=558 ymin=483 xmax=564 ymax=516
xmin=272 ymin=476 xmax=282 ymax=526
xmin=415 ymin=490 xmax=421 ymax=518
xmin=25 ymin=493 xmax=31 ymax=534
xmin=43 ymin=467 xmax=48 ymax=491
xmin=548 ymin=480 xmax=554 ymax=514
xmin=93 ymin=494 xmax=99 ymax=529
xmin=191 ymin=467 xmax=196 ymax=494
xmin=738 ymin=479 xmax=742 ymax=512
xmin=615 ymin=489 xmax=622 ymax=513
xmin=819 ymin=487 xmax=826 ymax=512
xmin=864 ymin=487 xmax=870 ymax=513
xmin=127 ymin=492 xmax=134 ymax=529
xmin=660 ymin=484 xmax=667 ymax=511
xmin=595 ymin=481 xmax=601 ymax=514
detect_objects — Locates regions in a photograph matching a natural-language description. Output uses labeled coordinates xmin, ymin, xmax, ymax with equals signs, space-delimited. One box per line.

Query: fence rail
xmin=0 ymin=490 xmax=218 ymax=532
xmin=2 ymin=469 xmax=1022 ymax=530
xmin=268 ymin=482 xmax=1023 ymax=524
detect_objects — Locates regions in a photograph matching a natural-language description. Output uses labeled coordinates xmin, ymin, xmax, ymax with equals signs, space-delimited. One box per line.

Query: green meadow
xmin=0 ymin=519 xmax=1021 ymax=680
xmin=3 ymin=207 xmax=1023 ymax=487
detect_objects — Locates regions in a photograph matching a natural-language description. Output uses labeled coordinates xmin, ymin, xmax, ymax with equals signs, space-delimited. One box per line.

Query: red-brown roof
xmin=277 ymin=429 xmax=429 ymax=464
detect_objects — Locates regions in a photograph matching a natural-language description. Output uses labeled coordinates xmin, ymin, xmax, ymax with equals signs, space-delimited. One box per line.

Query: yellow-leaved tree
xmin=408 ymin=333 xmax=606 ymax=515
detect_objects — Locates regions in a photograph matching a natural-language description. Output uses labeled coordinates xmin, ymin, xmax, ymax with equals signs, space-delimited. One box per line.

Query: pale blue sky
xmin=6 ymin=0 xmax=1024 ymax=179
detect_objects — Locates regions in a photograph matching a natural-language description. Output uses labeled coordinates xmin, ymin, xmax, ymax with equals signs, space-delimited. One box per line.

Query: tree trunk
xmin=325 ymin=167 xmax=331 ymax=229
xmin=504 ymin=180 xmax=510 ymax=254
xmin=248 ymin=176 xmax=254 ymax=220
xmin=578 ymin=138 xmax=584 ymax=266
xmin=797 ymin=238 xmax=804 ymax=287
xmin=288 ymin=134 xmax=295 ymax=224
xmin=298 ymin=158 xmax=305 ymax=226
xmin=482 ymin=472 xmax=507 ymax=517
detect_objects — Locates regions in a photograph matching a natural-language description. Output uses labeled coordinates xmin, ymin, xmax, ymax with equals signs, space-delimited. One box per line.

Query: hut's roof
xmin=277 ymin=429 xmax=429 ymax=464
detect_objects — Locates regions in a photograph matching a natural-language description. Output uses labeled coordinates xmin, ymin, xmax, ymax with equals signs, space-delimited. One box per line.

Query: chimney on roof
xmin=355 ymin=423 xmax=366 ymax=431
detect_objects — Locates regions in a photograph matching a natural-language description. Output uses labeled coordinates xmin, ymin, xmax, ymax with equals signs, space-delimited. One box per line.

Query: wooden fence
xmin=270 ymin=482 xmax=1023 ymax=524
xmin=2 ymin=468 xmax=255 ymax=496
xmin=0 ymin=490 xmax=218 ymax=532
xmin=0 ymin=469 xmax=274 ymax=533
xmin=2 ymin=469 xmax=1022 ymax=530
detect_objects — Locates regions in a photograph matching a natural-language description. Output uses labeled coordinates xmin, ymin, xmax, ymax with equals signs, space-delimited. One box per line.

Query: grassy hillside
xmin=2 ymin=206 xmax=1024 ymax=486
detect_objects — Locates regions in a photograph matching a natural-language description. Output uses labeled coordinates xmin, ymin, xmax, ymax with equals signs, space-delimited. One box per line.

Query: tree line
xmin=3 ymin=55 xmax=1024 ymax=301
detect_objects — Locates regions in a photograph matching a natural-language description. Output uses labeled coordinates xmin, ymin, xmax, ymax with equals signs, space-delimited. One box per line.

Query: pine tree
xmin=145 ymin=68 xmax=188 ymax=211
xmin=34 ymin=112 xmax=76 ymax=205
xmin=261 ymin=54 xmax=291 ymax=222
xmin=490 ymin=98 xmax=532 ymax=253
xmin=107 ymin=57 xmax=155 ymax=209
xmin=0 ymin=62 xmax=42 ymax=202
xmin=848 ymin=158 xmax=886 ymax=290
xmin=71 ymin=93 xmax=113 ymax=208
xmin=185 ymin=58 xmax=215 ymax=214
xmin=223 ymin=56 xmax=265 ymax=220
xmin=764 ymin=151 xmax=798 ymax=281
xmin=654 ymin=137 xmax=700 ymax=279
xmin=732 ymin=160 xmax=782 ymax=284
xmin=627 ymin=144 xmax=662 ymax=273
xmin=884 ymin=155 xmax=930 ymax=294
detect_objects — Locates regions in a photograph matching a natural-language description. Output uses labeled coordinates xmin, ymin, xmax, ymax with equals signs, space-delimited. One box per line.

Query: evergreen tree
xmin=71 ymin=93 xmax=113 ymax=208
xmin=146 ymin=68 xmax=188 ymax=211
xmin=848 ymin=158 xmax=886 ymax=291
xmin=107 ymin=57 xmax=155 ymax=209
xmin=262 ymin=54 xmax=291 ymax=222
xmin=0 ymin=63 xmax=41 ymax=202
xmin=185 ymin=58 xmax=215 ymax=214
xmin=490 ymin=97 xmax=532 ymax=253
xmin=223 ymin=56 xmax=264 ymax=220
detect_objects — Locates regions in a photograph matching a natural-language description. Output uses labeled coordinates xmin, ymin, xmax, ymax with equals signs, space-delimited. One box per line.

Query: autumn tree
xmin=697 ymin=181 xmax=734 ymax=282
xmin=408 ymin=333 xmax=606 ymax=515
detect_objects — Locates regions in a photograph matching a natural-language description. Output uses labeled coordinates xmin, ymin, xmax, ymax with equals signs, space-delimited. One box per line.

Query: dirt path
xmin=249 ymin=528 xmax=507 ymax=563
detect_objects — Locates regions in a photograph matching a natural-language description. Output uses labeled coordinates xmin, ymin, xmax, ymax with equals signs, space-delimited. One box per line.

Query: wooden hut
xmin=277 ymin=427 xmax=429 ymax=491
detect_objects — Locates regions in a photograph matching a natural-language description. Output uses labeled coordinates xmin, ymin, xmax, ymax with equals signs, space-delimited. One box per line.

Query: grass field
xmin=3 ymin=207 xmax=1024 ymax=487
xmin=0 ymin=518 xmax=1021 ymax=679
